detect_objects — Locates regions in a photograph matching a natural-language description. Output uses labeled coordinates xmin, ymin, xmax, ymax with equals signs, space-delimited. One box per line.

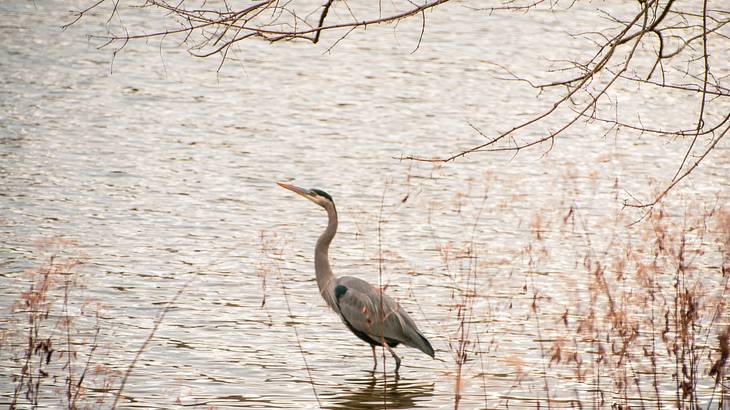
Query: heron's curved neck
xmin=315 ymin=202 xmax=338 ymax=310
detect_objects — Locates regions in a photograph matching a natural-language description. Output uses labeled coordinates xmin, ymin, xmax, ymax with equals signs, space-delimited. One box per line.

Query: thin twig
xmin=111 ymin=277 xmax=193 ymax=409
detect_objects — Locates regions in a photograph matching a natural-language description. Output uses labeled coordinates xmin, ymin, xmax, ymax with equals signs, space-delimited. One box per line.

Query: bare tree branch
xmin=66 ymin=0 xmax=729 ymax=210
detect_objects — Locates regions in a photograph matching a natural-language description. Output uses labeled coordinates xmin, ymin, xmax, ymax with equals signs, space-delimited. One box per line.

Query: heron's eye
xmin=309 ymin=191 xmax=318 ymax=196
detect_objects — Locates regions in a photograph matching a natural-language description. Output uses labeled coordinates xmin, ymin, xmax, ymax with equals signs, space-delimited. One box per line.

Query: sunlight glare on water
xmin=1 ymin=0 xmax=729 ymax=408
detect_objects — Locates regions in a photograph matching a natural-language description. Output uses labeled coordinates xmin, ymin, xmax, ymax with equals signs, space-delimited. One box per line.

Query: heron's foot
xmin=384 ymin=344 xmax=401 ymax=374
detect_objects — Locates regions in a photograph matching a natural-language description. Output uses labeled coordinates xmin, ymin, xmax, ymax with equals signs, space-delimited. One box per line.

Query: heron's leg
xmin=371 ymin=345 xmax=377 ymax=370
xmin=384 ymin=344 xmax=401 ymax=374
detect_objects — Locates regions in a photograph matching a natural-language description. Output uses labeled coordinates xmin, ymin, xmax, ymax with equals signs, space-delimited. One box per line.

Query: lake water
xmin=1 ymin=0 xmax=729 ymax=408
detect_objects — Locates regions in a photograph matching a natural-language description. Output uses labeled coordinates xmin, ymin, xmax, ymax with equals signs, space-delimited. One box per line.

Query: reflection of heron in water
xmin=277 ymin=182 xmax=435 ymax=373
xmin=320 ymin=374 xmax=435 ymax=409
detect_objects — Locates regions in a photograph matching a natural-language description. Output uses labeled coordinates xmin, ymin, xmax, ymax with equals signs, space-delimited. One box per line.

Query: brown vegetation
xmin=3 ymin=195 xmax=728 ymax=408
xmin=4 ymin=239 xmax=117 ymax=409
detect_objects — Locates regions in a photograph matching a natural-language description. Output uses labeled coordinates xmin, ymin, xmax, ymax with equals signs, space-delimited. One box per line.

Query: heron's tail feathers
xmin=397 ymin=310 xmax=435 ymax=358
xmin=413 ymin=332 xmax=435 ymax=358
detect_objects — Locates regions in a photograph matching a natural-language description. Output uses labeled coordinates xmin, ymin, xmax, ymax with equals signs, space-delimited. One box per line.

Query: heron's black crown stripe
xmin=310 ymin=189 xmax=333 ymax=203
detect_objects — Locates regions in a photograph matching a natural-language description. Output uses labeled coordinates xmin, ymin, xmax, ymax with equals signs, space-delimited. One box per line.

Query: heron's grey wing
xmin=332 ymin=280 xmax=383 ymax=346
xmin=335 ymin=276 xmax=435 ymax=357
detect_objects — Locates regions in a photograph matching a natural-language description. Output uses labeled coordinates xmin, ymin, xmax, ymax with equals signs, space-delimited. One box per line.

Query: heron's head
xmin=277 ymin=182 xmax=335 ymax=209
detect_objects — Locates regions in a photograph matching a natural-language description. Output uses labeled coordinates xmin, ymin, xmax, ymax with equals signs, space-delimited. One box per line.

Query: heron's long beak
xmin=277 ymin=182 xmax=314 ymax=201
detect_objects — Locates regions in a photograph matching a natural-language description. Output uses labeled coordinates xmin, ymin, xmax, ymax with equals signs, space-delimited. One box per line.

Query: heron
xmin=277 ymin=182 xmax=435 ymax=373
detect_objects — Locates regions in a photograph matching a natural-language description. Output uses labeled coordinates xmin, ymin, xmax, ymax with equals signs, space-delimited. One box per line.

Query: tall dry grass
xmin=563 ymin=205 xmax=730 ymax=408
xmin=3 ymin=239 xmax=117 ymax=409
xmin=436 ymin=197 xmax=730 ymax=408
xmin=3 ymin=191 xmax=728 ymax=409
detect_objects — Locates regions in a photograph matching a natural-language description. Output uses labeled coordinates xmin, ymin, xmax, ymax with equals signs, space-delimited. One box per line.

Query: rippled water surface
xmin=1 ymin=0 xmax=729 ymax=408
